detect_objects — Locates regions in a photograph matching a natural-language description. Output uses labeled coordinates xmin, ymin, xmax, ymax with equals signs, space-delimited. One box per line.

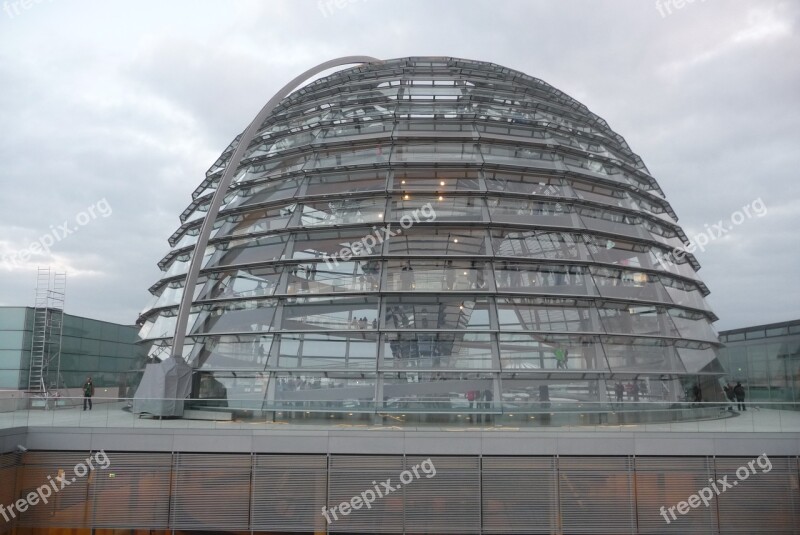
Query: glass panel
xmin=386 ymin=259 xmax=492 ymax=292
xmin=205 ymin=235 xmax=289 ymax=268
xmin=487 ymin=198 xmax=579 ymax=228
xmin=392 ymin=195 xmax=483 ymax=222
xmin=766 ymin=326 xmax=789 ymax=337
xmin=305 ymin=169 xmax=387 ymax=196
xmin=274 ymin=332 xmax=378 ymax=370
xmin=584 ymin=235 xmax=656 ymax=270
xmin=287 ymin=260 xmax=380 ymax=295
xmin=668 ymin=308 xmax=718 ymax=342
xmin=661 ymin=277 xmax=712 ymax=312
xmin=491 ymin=230 xmax=590 ymax=261
xmin=395 ymin=119 xmax=476 ymax=136
xmin=498 ymin=334 xmax=607 ymax=371
xmin=245 ymin=130 xmax=319 ymax=159
xmin=591 ymin=267 xmax=671 ymax=303
xmin=144 ymin=312 xmax=178 ymax=341
xmin=153 ymin=282 xmax=185 ymax=309
xmin=300 ymin=197 xmax=385 ymax=227
xmin=164 ymin=254 xmax=191 ymax=278
xmin=198 ymin=267 xmax=281 ymax=300
xmin=174 ymin=226 xmax=201 ymax=249
xmin=281 ymin=296 xmax=379 ymax=331
xmin=189 ymin=334 xmax=275 ymax=370
xmin=596 ymin=303 xmax=680 ymax=337
xmin=601 ymin=336 xmax=684 ymax=373
xmin=319 ymin=119 xmax=393 ymax=141
xmin=496 ymin=297 xmax=596 ymax=332
xmin=382 ymin=332 xmax=494 ymax=370
xmin=213 ymin=204 xmax=296 ymax=238
xmin=183 ymin=201 xmax=210 ymax=224
xmin=382 ymin=372 xmax=494 ymax=411
xmin=386 ymin=227 xmax=488 ymax=256
xmin=244 ymin=153 xmax=311 ymax=181
xmin=190 ymin=300 xmax=277 ymax=335
xmin=676 ymin=345 xmax=721 ymax=373
xmin=290 ymin=229 xmax=383 ymax=260
xmin=485 ymin=172 xmax=571 ymax=197
xmin=562 ymin=153 xmax=614 ymax=176
xmin=384 ymin=296 xmax=492 ymax=330
xmin=392 ymin=169 xmax=481 ymax=192
xmin=480 ymin=143 xmax=558 ymax=167
xmin=501 ymin=378 xmax=607 ymax=407
xmin=391 ymin=142 xmax=480 ymax=164
xmin=190 ymin=370 xmax=270 ymax=402
xmin=395 ymin=102 xmax=463 ymax=119
xmin=495 ymin=263 xmax=591 ymax=295
xmin=475 ymin=121 xmax=549 ymax=140
xmin=222 ymin=177 xmax=303 ymax=211
xmin=570 ymin=178 xmax=632 ymax=209
xmin=274 ymin=372 xmax=376 ymax=410
xmin=313 ymin=144 xmax=391 ymax=168
xmin=577 ymin=205 xmax=652 ymax=241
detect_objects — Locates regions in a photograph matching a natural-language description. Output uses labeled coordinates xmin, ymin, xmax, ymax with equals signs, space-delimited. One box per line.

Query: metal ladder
xmin=27 ymin=267 xmax=67 ymax=393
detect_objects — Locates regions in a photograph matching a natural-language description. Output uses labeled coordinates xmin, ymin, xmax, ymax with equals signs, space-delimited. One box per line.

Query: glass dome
xmin=138 ymin=57 xmax=723 ymax=422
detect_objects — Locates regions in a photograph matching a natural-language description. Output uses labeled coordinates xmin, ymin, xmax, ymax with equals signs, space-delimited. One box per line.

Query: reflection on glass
xmin=275 ymin=332 xmax=378 ymax=369
xmin=199 ymin=268 xmax=280 ymax=300
xmin=190 ymin=300 xmax=277 ymax=335
xmin=496 ymin=297 xmax=595 ymax=332
xmin=601 ymin=336 xmax=683 ymax=373
xmin=387 ymin=228 xmax=488 ymax=256
xmin=498 ymin=334 xmax=607 ymax=371
xmin=189 ymin=334 xmax=275 ymax=370
xmin=495 ymin=263 xmax=589 ymax=295
xmin=382 ymin=332 xmax=493 ymax=369
xmin=382 ymin=373 xmax=494 ymax=410
xmin=386 ymin=260 xmax=491 ymax=292
xmin=281 ymin=297 xmax=379 ymax=331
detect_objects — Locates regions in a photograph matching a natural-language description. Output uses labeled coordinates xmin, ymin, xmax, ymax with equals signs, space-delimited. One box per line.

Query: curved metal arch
xmin=170 ymin=56 xmax=381 ymax=359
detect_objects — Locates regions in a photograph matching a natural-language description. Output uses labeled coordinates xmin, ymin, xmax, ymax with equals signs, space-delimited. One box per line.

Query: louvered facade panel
xmin=0 ymin=453 xmax=19 ymax=534
xmin=558 ymin=456 xmax=636 ymax=534
xmin=3 ymin=450 xmax=798 ymax=533
xmin=15 ymin=452 xmax=96 ymax=528
xmin=251 ymin=454 xmax=328 ymax=532
xmin=482 ymin=456 xmax=558 ymax=534
xmin=328 ymin=455 xmax=405 ymax=533
xmin=90 ymin=452 xmax=171 ymax=529
xmin=715 ymin=456 xmax=800 ymax=534
xmin=404 ymin=455 xmax=481 ymax=534
xmin=634 ymin=456 xmax=717 ymax=534
xmin=170 ymin=453 xmax=251 ymax=531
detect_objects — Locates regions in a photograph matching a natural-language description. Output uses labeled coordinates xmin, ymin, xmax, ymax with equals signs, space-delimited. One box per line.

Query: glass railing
xmin=1 ymin=396 xmax=798 ymax=432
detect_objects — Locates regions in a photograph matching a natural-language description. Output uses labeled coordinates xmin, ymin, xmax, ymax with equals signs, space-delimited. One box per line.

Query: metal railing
xmin=0 ymin=396 xmax=798 ymax=432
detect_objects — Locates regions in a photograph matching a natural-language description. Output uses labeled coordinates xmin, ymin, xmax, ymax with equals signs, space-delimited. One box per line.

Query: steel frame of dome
xmin=137 ymin=56 xmax=724 ymax=419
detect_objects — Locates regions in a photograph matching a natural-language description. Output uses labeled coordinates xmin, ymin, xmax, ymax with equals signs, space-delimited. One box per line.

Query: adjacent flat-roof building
xmin=0 ymin=306 xmax=143 ymax=393
xmin=719 ymin=318 xmax=800 ymax=403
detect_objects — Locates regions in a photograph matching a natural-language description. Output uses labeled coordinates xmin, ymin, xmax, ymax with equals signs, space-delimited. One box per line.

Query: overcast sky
xmin=0 ymin=0 xmax=797 ymax=331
